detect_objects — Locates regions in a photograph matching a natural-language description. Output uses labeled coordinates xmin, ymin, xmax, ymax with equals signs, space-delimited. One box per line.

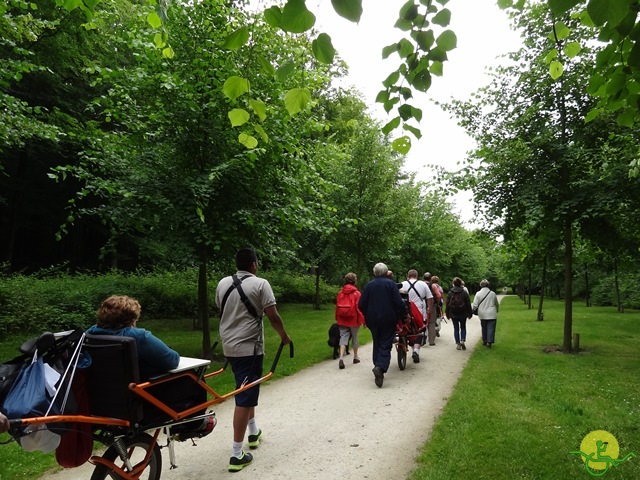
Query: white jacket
xmin=473 ymin=287 xmax=499 ymax=319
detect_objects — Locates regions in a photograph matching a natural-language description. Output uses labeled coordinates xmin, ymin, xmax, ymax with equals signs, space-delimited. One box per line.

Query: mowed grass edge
xmin=408 ymin=296 xmax=640 ymax=480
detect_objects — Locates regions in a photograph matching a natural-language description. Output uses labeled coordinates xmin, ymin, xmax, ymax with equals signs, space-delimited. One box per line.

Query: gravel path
xmin=40 ymin=312 xmax=488 ymax=480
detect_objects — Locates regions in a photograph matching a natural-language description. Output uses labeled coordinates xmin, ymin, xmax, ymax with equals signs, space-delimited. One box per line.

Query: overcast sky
xmin=312 ymin=0 xmax=524 ymax=225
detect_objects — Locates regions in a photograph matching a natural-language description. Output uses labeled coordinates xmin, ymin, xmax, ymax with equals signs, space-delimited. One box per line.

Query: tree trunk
xmin=528 ymin=272 xmax=532 ymax=310
xmin=314 ymin=265 xmax=321 ymax=310
xmin=198 ymin=243 xmax=211 ymax=358
xmin=537 ymin=256 xmax=546 ymax=321
xmin=562 ymin=218 xmax=573 ymax=353
xmin=614 ymin=258 xmax=623 ymax=313
xmin=584 ymin=263 xmax=591 ymax=307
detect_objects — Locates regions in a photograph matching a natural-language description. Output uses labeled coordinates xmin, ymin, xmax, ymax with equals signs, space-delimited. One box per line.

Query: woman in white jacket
xmin=472 ymin=279 xmax=500 ymax=348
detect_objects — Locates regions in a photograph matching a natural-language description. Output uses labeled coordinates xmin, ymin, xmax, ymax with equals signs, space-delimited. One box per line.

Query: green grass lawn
xmin=409 ymin=296 xmax=640 ymax=480
xmin=1 ymin=299 xmax=639 ymax=479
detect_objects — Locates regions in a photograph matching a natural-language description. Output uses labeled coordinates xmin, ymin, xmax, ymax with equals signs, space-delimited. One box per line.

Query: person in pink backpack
xmin=335 ymin=272 xmax=365 ymax=369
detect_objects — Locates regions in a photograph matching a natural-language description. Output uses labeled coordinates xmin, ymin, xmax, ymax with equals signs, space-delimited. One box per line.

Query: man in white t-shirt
xmin=401 ymin=269 xmax=433 ymax=363
xmin=215 ymin=248 xmax=291 ymax=472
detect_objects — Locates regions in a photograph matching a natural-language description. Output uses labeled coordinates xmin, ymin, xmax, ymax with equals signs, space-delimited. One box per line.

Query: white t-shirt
xmin=215 ymin=270 xmax=277 ymax=357
xmin=401 ymin=279 xmax=432 ymax=318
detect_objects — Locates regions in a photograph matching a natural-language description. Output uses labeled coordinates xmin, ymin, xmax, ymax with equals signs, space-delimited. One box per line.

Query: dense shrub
xmin=589 ymin=272 xmax=640 ymax=310
xmin=0 ymin=268 xmax=338 ymax=338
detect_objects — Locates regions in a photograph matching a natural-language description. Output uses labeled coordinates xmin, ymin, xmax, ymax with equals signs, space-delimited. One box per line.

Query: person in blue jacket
xmin=86 ymin=295 xmax=180 ymax=379
xmin=358 ymin=263 xmax=406 ymax=388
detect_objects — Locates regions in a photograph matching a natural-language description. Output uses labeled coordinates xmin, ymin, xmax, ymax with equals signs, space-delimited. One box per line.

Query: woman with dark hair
xmin=86 ymin=295 xmax=180 ymax=379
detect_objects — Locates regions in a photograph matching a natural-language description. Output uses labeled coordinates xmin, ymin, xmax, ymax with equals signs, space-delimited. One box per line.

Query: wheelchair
xmin=2 ymin=329 xmax=293 ymax=480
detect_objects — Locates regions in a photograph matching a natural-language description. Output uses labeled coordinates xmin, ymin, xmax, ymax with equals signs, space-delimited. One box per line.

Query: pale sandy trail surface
xmin=40 ymin=313 xmax=487 ymax=480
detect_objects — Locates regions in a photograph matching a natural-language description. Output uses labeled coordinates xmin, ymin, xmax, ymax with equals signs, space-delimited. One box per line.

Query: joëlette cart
xmin=1 ymin=329 xmax=293 ymax=480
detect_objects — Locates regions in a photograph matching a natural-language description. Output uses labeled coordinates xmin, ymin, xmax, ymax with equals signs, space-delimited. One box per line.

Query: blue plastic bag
xmin=3 ymin=354 xmax=51 ymax=419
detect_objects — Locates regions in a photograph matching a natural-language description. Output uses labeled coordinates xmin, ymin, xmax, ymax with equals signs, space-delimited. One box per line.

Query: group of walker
xmin=334 ymin=264 xmax=500 ymax=388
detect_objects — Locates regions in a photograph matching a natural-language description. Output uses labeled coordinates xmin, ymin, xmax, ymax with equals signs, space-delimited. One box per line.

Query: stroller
xmin=1 ymin=328 xmax=293 ymax=480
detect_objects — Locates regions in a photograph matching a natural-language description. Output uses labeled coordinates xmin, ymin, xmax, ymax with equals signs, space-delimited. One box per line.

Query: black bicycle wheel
xmin=397 ymin=341 xmax=407 ymax=371
xmin=90 ymin=432 xmax=162 ymax=480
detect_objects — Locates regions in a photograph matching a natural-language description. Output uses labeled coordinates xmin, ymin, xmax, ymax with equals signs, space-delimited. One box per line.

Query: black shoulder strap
xmin=408 ymin=280 xmax=424 ymax=300
xmin=219 ymin=274 xmax=260 ymax=319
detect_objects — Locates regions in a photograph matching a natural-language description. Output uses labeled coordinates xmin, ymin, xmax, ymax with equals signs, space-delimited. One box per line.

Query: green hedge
xmin=0 ymin=268 xmax=338 ymax=338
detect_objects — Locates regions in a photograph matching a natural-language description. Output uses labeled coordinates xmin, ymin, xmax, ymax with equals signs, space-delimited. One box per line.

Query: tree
xmin=443 ymin=1 xmax=640 ymax=352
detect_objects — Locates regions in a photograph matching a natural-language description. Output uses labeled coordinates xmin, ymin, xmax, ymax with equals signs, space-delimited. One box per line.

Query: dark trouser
xmin=368 ymin=323 xmax=396 ymax=373
xmin=481 ymin=319 xmax=497 ymax=344
xmin=451 ymin=316 xmax=467 ymax=344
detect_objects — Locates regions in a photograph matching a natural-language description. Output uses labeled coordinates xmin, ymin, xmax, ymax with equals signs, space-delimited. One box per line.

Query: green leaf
xmin=549 ymin=60 xmax=564 ymax=80
xmin=311 ymin=33 xmax=336 ymax=64
xmin=394 ymin=17 xmax=413 ymax=31
xmin=400 ymin=1 xmax=419 ymax=21
xmin=587 ymin=0 xmax=630 ymax=27
xmin=239 ymin=133 xmax=258 ymax=149
xmin=554 ymin=21 xmax=570 ymax=40
xmin=381 ymin=116 xmax=401 ymax=135
xmin=223 ymin=26 xmax=250 ymax=50
xmin=83 ymin=0 xmax=99 ymax=10
xmin=398 ymin=38 xmax=414 ymax=58
xmin=415 ymin=30 xmax=435 ymax=51
xmin=264 ymin=6 xmax=282 ymax=28
xmin=549 ymin=0 xmax=582 ymax=16
xmin=432 ymin=8 xmax=451 ymax=27
xmin=606 ymin=72 xmax=627 ymax=95
xmin=153 ymin=33 xmax=166 ymax=48
xmin=63 ymin=0 xmax=82 ymax=11
xmin=427 ymin=46 xmax=448 ymax=62
xmin=616 ymin=108 xmax=635 ymax=127
xmin=383 ymin=70 xmax=400 ymax=88
xmin=382 ymin=43 xmax=398 ymax=59
xmin=277 ymin=62 xmax=295 ymax=82
xmin=284 ymin=87 xmax=311 ymax=115
xmin=196 ymin=207 xmax=205 ymax=222
xmin=162 ymin=47 xmax=174 ymax=59
xmin=146 ymin=11 xmax=162 ymax=29
xmin=250 ymin=99 xmax=267 ymax=122
xmin=497 ymin=0 xmax=512 ymax=8
xmin=429 ymin=60 xmax=443 ymax=76
xmin=281 ymin=0 xmax=316 ymax=33
xmin=257 ymin=55 xmax=276 ymax=76
xmin=331 ymin=0 xmax=362 ymax=22
xmin=436 ymin=30 xmax=457 ymax=51
xmin=585 ymin=107 xmax=603 ymax=123
xmin=391 ymin=135 xmax=412 ymax=154
xmin=398 ymin=104 xmax=413 ymax=121
xmin=383 ymin=96 xmax=400 ymax=113
xmin=403 ymin=123 xmax=422 ymax=139
xmin=223 ymin=76 xmax=250 ymax=101
xmin=411 ymin=68 xmax=432 ymax=92
xmin=254 ymin=124 xmax=269 ymax=142
xmin=229 ymin=108 xmax=250 ymax=127
xmin=375 ymin=89 xmax=390 ymax=103
xmin=544 ymin=48 xmax=558 ymax=64
xmin=564 ymin=41 xmax=582 ymax=58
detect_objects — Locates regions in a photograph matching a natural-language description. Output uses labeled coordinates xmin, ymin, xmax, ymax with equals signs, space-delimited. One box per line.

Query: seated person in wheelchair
xmin=396 ymin=287 xmax=426 ymax=364
xmin=86 ymin=295 xmax=180 ymax=380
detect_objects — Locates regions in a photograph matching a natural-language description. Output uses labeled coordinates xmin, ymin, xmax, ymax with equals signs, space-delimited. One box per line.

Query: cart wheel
xmin=397 ymin=341 xmax=407 ymax=371
xmin=90 ymin=433 xmax=162 ymax=480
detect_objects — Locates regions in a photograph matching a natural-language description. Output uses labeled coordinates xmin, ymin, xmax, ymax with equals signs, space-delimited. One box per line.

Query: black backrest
xmin=84 ymin=334 xmax=143 ymax=424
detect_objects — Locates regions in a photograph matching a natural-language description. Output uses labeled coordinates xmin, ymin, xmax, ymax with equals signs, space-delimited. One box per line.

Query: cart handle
xmin=269 ymin=340 xmax=294 ymax=375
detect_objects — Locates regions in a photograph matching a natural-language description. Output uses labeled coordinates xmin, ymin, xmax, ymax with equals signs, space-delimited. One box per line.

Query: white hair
xmin=373 ymin=262 xmax=388 ymax=277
